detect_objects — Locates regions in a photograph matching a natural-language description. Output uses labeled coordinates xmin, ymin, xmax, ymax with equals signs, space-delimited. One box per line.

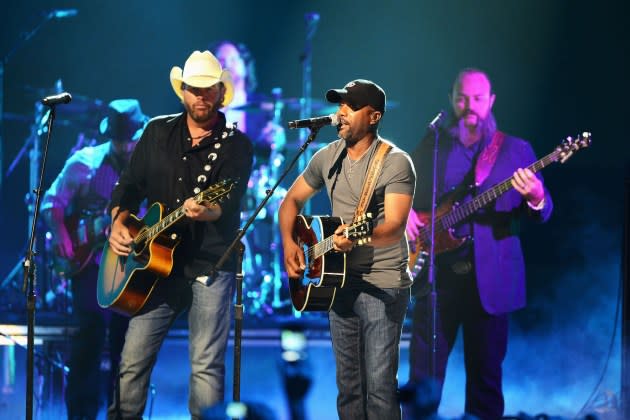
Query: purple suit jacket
xmin=411 ymin=131 xmax=553 ymax=315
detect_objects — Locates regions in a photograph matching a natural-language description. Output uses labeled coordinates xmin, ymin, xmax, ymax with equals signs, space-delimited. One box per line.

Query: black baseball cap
xmin=326 ymin=79 xmax=386 ymax=113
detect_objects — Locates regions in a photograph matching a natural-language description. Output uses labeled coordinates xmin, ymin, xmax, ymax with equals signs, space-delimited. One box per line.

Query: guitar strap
xmin=353 ymin=138 xmax=393 ymax=221
xmin=474 ymin=130 xmax=505 ymax=186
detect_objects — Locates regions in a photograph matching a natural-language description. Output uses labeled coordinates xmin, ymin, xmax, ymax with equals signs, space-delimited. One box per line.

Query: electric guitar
xmin=289 ymin=214 xmax=373 ymax=312
xmin=408 ymin=132 xmax=592 ymax=278
xmin=97 ymin=178 xmax=237 ymax=316
xmin=50 ymin=212 xmax=110 ymax=277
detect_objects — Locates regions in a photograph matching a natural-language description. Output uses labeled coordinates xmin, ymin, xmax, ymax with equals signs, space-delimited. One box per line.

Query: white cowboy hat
xmin=169 ymin=50 xmax=234 ymax=107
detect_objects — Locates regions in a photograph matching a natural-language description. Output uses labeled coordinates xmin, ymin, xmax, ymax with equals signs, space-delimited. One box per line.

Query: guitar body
xmin=290 ymin=215 xmax=346 ymax=312
xmin=51 ymin=213 xmax=110 ymax=277
xmin=97 ymin=202 xmax=179 ymax=316
xmin=408 ymin=190 xmax=469 ymax=277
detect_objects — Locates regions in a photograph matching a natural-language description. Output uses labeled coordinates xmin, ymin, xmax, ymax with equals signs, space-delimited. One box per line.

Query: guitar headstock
xmin=198 ymin=178 xmax=238 ymax=205
xmin=346 ymin=213 xmax=374 ymax=246
xmin=557 ymin=132 xmax=591 ymax=164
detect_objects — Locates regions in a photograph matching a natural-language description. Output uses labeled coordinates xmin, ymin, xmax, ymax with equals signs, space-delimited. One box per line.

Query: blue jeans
xmin=328 ymin=284 xmax=410 ymax=420
xmin=107 ymin=270 xmax=234 ymax=420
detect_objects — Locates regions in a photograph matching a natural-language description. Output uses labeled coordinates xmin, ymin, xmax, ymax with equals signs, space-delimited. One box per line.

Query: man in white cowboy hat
xmin=40 ymin=98 xmax=149 ymax=420
xmin=106 ymin=50 xmax=253 ymax=419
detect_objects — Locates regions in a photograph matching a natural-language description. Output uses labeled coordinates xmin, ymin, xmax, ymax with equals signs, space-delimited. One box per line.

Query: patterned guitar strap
xmin=353 ymin=138 xmax=393 ymax=222
xmin=474 ymin=131 xmax=506 ymax=186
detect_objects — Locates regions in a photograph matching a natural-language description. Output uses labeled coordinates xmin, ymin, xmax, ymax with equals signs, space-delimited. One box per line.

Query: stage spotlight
xmin=201 ymin=400 xmax=277 ymax=420
xmin=278 ymin=322 xmax=312 ymax=420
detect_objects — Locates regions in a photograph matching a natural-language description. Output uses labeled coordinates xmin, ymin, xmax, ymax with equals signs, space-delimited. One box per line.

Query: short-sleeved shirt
xmin=302 ymin=137 xmax=416 ymax=289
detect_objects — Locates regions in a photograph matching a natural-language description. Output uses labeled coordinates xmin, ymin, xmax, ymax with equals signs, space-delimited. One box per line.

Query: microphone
xmin=288 ymin=114 xmax=338 ymax=129
xmin=428 ymin=110 xmax=445 ymax=130
xmin=48 ymin=9 xmax=78 ymax=19
xmin=41 ymin=92 xmax=72 ymax=106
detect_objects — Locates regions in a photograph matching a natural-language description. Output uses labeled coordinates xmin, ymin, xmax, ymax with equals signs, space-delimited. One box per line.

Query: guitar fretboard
xmin=133 ymin=180 xmax=233 ymax=245
xmin=307 ymin=235 xmax=335 ymax=261
xmin=419 ymin=149 xmax=560 ymax=241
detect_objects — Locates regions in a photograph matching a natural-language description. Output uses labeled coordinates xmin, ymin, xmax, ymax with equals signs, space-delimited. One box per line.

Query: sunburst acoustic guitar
xmin=97 ymin=178 xmax=236 ymax=316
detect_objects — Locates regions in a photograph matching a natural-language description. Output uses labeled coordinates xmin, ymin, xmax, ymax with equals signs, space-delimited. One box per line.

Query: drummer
xmin=211 ymin=40 xmax=286 ymax=166
xmin=210 ymin=41 xmax=287 ymax=313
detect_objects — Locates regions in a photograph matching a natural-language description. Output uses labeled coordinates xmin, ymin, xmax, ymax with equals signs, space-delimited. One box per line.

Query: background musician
xmin=41 ymin=99 xmax=148 ymax=420
xmin=212 ymin=40 xmax=287 ymax=314
xmin=406 ymin=68 xmax=553 ymax=419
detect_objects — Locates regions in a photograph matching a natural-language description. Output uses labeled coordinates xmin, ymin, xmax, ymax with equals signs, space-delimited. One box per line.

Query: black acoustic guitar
xmin=289 ymin=213 xmax=373 ymax=312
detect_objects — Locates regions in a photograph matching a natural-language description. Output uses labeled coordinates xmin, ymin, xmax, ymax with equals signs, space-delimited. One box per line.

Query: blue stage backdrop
xmin=0 ymin=0 xmax=628 ymax=418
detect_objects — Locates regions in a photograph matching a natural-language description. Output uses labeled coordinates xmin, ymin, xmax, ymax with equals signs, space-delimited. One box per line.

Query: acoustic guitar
xmin=408 ymin=132 xmax=592 ymax=278
xmin=97 ymin=178 xmax=236 ymax=316
xmin=289 ymin=213 xmax=373 ymax=312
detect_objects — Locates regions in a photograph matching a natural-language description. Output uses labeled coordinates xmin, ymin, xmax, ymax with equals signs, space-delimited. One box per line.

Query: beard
xmin=447 ymin=111 xmax=497 ymax=144
xmin=184 ymin=99 xmax=221 ymax=124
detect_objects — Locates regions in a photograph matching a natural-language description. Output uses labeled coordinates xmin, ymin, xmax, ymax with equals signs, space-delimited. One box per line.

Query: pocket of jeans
xmin=381 ymin=287 xmax=409 ymax=304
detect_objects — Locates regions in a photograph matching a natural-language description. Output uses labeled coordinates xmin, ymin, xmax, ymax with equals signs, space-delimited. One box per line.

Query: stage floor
xmin=0 ymin=308 xmax=620 ymax=419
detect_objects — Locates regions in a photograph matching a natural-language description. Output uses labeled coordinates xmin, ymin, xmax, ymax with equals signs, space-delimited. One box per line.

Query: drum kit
xmin=233 ymin=94 xmax=340 ymax=316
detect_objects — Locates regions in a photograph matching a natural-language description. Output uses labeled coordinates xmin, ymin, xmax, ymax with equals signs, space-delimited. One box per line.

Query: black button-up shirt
xmin=111 ymin=111 xmax=253 ymax=275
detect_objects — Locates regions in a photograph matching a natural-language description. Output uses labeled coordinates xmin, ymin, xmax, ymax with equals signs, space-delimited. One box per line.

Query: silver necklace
xmin=346 ymin=147 xmax=370 ymax=174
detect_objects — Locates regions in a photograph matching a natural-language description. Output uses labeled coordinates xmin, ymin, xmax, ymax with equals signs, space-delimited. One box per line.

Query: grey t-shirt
xmin=302 ymin=137 xmax=416 ymax=289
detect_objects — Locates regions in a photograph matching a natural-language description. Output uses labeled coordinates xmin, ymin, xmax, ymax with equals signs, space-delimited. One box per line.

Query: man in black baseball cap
xmin=279 ymin=77 xmax=414 ymax=420
xmin=326 ymin=79 xmax=386 ymax=114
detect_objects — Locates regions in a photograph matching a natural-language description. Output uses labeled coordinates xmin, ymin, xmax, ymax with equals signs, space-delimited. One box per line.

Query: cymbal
xmin=3 ymin=112 xmax=31 ymax=123
xmin=230 ymin=97 xmax=398 ymax=115
xmin=23 ymin=85 xmax=106 ymax=115
xmin=230 ymin=96 xmax=338 ymax=115
xmin=56 ymin=94 xmax=106 ymax=118
xmin=282 ymin=97 xmax=338 ymax=115
xmin=230 ymin=100 xmax=275 ymax=113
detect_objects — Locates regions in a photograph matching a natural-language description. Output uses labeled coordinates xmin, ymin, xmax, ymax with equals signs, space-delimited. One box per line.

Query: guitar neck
xmin=440 ymin=148 xmax=559 ymax=229
xmin=133 ymin=183 xmax=229 ymax=245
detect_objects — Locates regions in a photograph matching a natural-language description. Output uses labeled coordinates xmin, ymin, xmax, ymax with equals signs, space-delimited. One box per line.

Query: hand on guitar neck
xmin=332 ymin=224 xmax=357 ymax=253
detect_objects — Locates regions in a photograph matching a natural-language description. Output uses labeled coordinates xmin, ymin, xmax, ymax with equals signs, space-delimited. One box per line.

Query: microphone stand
xmin=427 ymin=123 xmax=440 ymax=378
xmin=213 ymin=126 xmax=322 ymax=408
xmin=297 ymin=12 xmax=320 ymax=215
xmin=23 ymin=103 xmax=58 ymax=420
xmin=1 ymin=10 xmax=63 ymax=194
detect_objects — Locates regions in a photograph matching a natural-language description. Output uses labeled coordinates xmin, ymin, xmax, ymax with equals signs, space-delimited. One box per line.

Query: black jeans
xmin=408 ymin=266 xmax=508 ymax=420
xmin=65 ymin=263 xmax=128 ymax=420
